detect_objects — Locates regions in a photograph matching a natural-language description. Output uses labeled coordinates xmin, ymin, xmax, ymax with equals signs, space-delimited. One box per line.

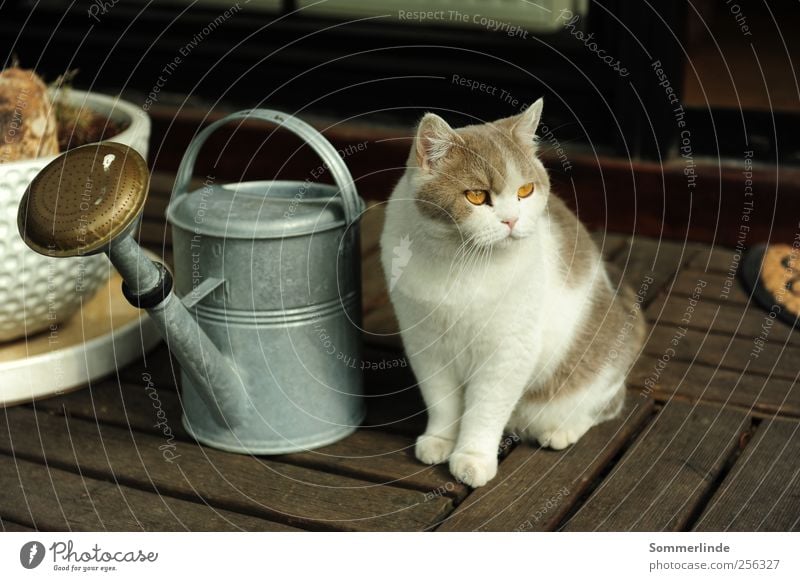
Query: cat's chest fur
xmin=381 ymin=203 xmax=590 ymax=380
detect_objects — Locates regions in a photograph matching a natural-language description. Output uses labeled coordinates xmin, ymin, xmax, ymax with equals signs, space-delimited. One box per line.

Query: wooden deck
xmin=1 ymin=180 xmax=799 ymax=532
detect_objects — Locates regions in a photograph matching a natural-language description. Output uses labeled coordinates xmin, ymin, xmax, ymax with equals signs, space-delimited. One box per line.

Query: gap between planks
xmin=692 ymin=415 xmax=800 ymax=531
xmin=642 ymin=321 xmax=800 ymax=382
xmin=0 ymin=454 xmax=300 ymax=532
xmin=436 ymin=394 xmax=655 ymax=531
xmin=28 ymin=375 xmax=467 ymax=502
xmin=560 ymin=400 xmax=753 ymax=531
xmin=0 ymin=406 xmax=453 ymax=532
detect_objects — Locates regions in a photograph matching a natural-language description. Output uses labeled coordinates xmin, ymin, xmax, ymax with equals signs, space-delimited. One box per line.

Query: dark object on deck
xmin=740 ymin=243 xmax=800 ymax=330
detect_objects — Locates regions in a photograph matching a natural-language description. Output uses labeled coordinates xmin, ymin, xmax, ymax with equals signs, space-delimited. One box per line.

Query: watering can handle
xmin=170 ymin=109 xmax=361 ymax=225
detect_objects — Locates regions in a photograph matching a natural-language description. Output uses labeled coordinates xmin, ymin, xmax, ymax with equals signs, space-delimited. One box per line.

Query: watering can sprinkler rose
xmin=17 ymin=109 xmax=366 ymax=454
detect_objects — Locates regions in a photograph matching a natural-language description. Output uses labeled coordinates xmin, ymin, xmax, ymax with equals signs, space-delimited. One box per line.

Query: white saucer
xmin=0 ymin=268 xmax=161 ymax=407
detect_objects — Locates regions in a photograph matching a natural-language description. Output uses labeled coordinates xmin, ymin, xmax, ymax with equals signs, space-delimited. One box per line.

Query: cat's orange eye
xmin=465 ymin=189 xmax=488 ymax=205
xmin=517 ymin=182 xmax=535 ymax=198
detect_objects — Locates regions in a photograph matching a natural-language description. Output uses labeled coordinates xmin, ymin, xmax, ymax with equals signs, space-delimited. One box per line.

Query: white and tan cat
xmin=380 ymin=100 xmax=646 ymax=488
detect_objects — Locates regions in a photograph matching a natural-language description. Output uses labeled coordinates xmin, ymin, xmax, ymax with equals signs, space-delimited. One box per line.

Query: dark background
xmin=0 ymin=0 xmax=688 ymax=158
xmin=2 ymin=0 xmax=799 ymax=244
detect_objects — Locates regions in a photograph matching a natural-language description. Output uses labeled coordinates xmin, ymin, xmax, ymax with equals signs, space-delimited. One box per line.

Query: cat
xmin=379 ymin=99 xmax=646 ymax=488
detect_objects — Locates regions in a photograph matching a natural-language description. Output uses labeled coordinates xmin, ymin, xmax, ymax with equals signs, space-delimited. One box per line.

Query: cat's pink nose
xmin=502 ymin=218 xmax=518 ymax=230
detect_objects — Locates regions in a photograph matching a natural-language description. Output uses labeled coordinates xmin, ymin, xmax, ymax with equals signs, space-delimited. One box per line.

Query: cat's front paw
xmin=537 ymin=428 xmax=584 ymax=450
xmin=449 ymin=450 xmax=498 ymax=488
xmin=415 ymin=434 xmax=455 ymax=465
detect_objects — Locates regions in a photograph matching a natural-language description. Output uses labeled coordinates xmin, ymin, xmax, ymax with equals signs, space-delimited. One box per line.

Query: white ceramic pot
xmin=0 ymin=90 xmax=150 ymax=342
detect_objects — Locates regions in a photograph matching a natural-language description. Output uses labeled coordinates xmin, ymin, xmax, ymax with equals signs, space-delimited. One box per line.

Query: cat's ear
xmin=415 ymin=113 xmax=462 ymax=172
xmin=512 ymin=98 xmax=544 ymax=144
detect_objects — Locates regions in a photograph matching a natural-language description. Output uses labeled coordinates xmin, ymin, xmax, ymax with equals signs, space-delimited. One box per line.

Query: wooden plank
xmin=688 ymin=245 xmax=739 ymax=274
xmin=280 ymin=431 xmax=467 ymax=500
xmin=664 ymin=269 xmax=750 ymax=306
xmin=629 ymin=354 xmax=800 ymax=418
xmin=0 ymin=455 xmax=299 ymax=531
xmin=1 ymin=517 xmax=34 ymax=532
xmin=116 ymin=343 xmax=179 ymax=389
xmin=694 ymin=417 xmax=800 ymax=531
xmin=591 ymin=231 xmax=631 ymax=261
xmin=34 ymin=376 xmax=465 ymax=500
xmin=643 ymin=322 xmax=800 ymax=381
xmin=0 ymin=407 xmax=451 ymax=531
xmin=562 ymin=401 xmax=750 ymax=531
xmin=436 ymin=394 xmax=654 ymax=531
xmin=611 ymin=236 xmax=703 ymax=306
xmin=647 ymin=286 xmax=800 ymax=346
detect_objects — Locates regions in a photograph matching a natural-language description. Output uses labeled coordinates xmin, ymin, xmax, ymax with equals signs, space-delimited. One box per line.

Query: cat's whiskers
xmin=453 ymin=240 xmax=485 ymax=282
xmin=451 ymin=233 xmax=483 ymax=273
xmin=455 ymin=243 xmax=479 ymax=279
xmin=452 ymin=235 xmax=474 ymax=264
xmin=462 ymin=238 xmax=493 ymax=282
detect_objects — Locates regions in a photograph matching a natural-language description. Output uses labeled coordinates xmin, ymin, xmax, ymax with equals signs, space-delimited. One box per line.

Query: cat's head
xmin=408 ymin=99 xmax=550 ymax=248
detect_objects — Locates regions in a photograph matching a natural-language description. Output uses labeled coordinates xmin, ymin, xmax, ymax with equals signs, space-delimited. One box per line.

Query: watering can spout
xmin=109 ymin=236 xmax=248 ymax=427
xmin=16 ymin=142 xmax=247 ymax=428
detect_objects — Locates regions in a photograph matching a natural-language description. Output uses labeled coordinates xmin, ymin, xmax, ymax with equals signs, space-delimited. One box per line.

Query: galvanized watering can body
xmin=167 ymin=110 xmax=365 ymax=454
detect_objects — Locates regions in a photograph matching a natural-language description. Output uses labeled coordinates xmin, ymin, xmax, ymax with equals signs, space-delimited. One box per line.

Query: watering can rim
xmin=166 ymin=179 xmax=365 ymax=240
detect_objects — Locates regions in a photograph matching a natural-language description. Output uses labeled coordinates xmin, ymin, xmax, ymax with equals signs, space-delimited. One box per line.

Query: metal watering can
xmin=17 ymin=109 xmax=366 ymax=454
